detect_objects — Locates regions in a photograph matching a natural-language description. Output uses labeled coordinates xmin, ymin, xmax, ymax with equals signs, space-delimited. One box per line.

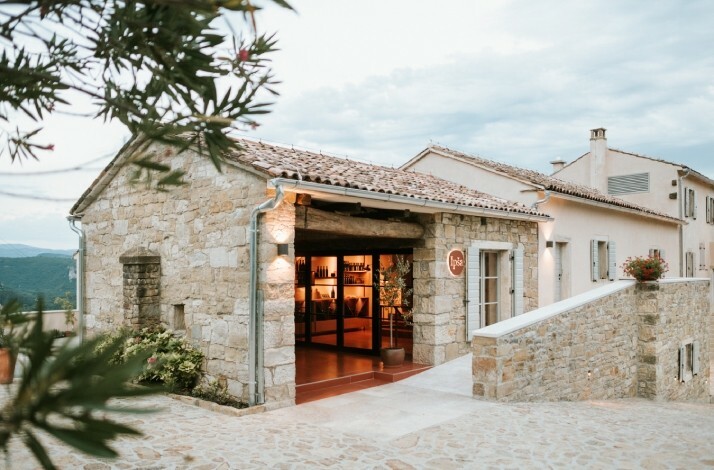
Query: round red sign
xmin=448 ymin=249 xmax=465 ymax=276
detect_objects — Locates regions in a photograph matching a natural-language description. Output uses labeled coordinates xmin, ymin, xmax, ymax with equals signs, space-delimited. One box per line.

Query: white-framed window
xmin=706 ymin=196 xmax=714 ymax=224
xmin=591 ymin=239 xmax=616 ymax=282
xmin=685 ymin=251 xmax=695 ymax=277
xmin=678 ymin=339 xmax=701 ymax=382
xmin=466 ymin=241 xmax=525 ymax=339
xmin=684 ymin=188 xmax=697 ymax=219
xmin=648 ymin=248 xmax=665 ymax=261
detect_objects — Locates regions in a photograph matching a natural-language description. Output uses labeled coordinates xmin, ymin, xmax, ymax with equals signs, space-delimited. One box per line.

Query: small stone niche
xmin=119 ymin=247 xmax=161 ymax=329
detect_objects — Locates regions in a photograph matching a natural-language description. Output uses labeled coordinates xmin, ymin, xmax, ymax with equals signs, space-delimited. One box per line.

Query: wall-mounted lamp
xmin=277 ymin=243 xmax=289 ymax=257
xmin=545 ymin=241 xmax=554 ymax=248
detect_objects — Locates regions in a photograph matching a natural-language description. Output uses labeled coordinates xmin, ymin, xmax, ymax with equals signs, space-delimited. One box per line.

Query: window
xmin=607 ymin=172 xmax=650 ymax=195
xmin=700 ymin=243 xmax=707 ymax=270
xmin=706 ymin=196 xmax=714 ymax=224
xmin=679 ymin=340 xmax=701 ymax=382
xmin=591 ymin=240 xmax=616 ymax=281
xmin=684 ymin=188 xmax=697 ymax=218
xmin=648 ymin=248 xmax=665 ymax=261
xmin=466 ymin=242 xmax=525 ymax=339
xmin=685 ymin=251 xmax=695 ymax=277
xmin=481 ymin=251 xmax=500 ymax=327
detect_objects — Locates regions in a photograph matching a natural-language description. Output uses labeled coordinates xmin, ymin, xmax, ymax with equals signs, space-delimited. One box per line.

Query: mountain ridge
xmin=0 ymin=244 xmax=75 ymax=258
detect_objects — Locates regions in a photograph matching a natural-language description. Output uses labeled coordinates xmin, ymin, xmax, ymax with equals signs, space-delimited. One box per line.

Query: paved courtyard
xmin=6 ymin=354 xmax=714 ymax=469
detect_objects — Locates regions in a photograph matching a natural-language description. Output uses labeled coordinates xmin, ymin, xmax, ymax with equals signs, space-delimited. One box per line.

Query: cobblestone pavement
xmin=5 ymin=355 xmax=714 ymax=469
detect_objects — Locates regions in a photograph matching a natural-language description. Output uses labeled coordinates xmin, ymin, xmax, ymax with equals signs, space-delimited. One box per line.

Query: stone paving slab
xmin=4 ymin=385 xmax=714 ymax=469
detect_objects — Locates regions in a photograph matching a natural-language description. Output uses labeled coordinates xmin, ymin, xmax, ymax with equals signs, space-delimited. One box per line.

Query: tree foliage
xmin=0 ymin=0 xmax=293 ymax=187
xmin=1 ymin=299 xmax=161 ymax=469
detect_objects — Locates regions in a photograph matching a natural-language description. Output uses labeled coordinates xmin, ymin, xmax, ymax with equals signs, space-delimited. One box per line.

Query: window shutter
xmin=686 ymin=252 xmax=694 ymax=277
xmin=649 ymin=248 xmax=654 ymax=257
xmin=591 ymin=240 xmax=599 ymax=282
xmin=684 ymin=188 xmax=690 ymax=217
xmin=692 ymin=189 xmax=697 ymax=219
xmin=466 ymin=247 xmax=480 ymax=340
xmin=693 ymin=341 xmax=700 ymax=375
xmin=707 ymin=197 xmax=711 ymax=224
xmin=607 ymin=241 xmax=617 ymax=281
xmin=679 ymin=346 xmax=685 ymax=381
xmin=511 ymin=247 xmax=524 ymax=316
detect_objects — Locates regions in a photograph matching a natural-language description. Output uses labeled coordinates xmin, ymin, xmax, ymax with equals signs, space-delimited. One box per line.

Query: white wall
xmin=556 ymin=148 xmax=714 ymax=278
xmin=537 ymin=196 xmax=680 ymax=306
xmin=406 ymin=153 xmax=536 ymax=205
xmin=408 ymin=151 xmax=681 ymax=308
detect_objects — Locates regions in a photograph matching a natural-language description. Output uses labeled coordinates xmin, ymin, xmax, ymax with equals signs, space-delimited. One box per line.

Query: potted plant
xmin=622 ymin=255 xmax=669 ymax=282
xmin=375 ymin=255 xmax=413 ymax=367
xmin=0 ymin=300 xmax=28 ymax=384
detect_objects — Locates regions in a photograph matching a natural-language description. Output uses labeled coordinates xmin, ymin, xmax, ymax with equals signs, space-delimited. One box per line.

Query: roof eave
xmin=269 ymin=177 xmax=552 ymax=222
xmin=550 ymin=192 xmax=683 ymax=225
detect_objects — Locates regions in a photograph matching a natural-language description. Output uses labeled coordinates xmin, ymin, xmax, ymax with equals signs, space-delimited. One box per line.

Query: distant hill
xmin=0 ymin=256 xmax=76 ymax=311
xmin=0 ymin=244 xmax=74 ymax=258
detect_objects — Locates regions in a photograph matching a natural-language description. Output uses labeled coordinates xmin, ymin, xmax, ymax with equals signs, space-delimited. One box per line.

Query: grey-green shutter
xmin=511 ymin=247 xmax=524 ymax=316
xmin=693 ymin=341 xmax=700 ymax=375
xmin=466 ymin=247 xmax=480 ymax=340
xmin=607 ymin=241 xmax=617 ymax=281
xmin=591 ymin=240 xmax=599 ymax=282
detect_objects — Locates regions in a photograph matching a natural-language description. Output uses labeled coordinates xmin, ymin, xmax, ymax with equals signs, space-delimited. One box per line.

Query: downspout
xmin=248 ymin=180 xmax=285 ymax=406
xmin=678 ymin=169 xmax=691 ymax=277
xmin=531 ymin=189 xmax=551 ymax=210
xmin=67 ymin=215 xmax=85 ymax=344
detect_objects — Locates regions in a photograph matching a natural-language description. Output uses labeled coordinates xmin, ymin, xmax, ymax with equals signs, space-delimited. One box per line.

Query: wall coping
xmin=473 ymin=280 xmax=635 ymax=338
xmin=473 ymin=277 xmax=711 ymax=339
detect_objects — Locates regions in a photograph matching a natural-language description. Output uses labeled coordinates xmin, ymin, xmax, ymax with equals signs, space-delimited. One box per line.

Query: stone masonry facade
xmin=80 ymin=144 xmax=295 ymax=407
xmin=472 ymin=280 xmax=711 ymax=402
xmin=413 ymin=212 xmax=538 ymax=366
xmin=636 ymin=281 xmax=711 ymax=400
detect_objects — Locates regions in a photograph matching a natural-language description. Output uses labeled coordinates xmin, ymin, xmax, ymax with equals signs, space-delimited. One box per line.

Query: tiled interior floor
xmin=295 ymin=345 xmax=430 ymax=404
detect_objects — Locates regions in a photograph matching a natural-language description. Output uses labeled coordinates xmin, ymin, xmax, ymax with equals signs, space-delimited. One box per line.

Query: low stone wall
xmin=472 ymin=279 xmax=711 ymax=402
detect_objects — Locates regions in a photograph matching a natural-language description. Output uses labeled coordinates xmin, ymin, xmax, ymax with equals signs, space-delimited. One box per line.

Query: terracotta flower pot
xmin=380 ymin=347 xmax=405 ymax=368
xmin=0 ymin=348 xmax=16 ymax=384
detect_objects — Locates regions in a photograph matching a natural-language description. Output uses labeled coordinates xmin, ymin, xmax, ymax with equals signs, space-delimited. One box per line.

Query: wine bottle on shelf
xmin=331 ymin=286 xmax=335 ymax=299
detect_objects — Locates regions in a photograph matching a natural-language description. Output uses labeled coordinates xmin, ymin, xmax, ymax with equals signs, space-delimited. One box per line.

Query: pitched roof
xmin=562 ymin=147 xmax=714 ymax=187
xmin=71 ymin=137 xmax=549 ymax=219
xmin=228 ymin=139 xmax=547 ymax=218
xmin=410 ymin=145 xmax=680 ymax=223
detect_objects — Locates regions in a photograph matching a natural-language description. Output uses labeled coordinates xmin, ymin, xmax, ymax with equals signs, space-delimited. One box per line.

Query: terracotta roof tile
xmin=230 ymin=139 xmax=547 ymax=217
xmin=426 ymin=145 xmax=680 ymax=222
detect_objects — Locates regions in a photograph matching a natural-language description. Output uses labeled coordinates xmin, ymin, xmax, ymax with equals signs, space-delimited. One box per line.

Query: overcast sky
xmin=1 ymin=0 xmax=713 ymax=250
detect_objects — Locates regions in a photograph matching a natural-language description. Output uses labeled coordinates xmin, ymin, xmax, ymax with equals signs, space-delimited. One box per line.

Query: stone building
xmin=69 ymin=137 xmax=549 ymax=407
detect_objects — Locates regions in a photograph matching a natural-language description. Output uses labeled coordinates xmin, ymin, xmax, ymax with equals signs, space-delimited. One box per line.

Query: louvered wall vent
xmin=607 ymin=172 xmax=650 ymax=195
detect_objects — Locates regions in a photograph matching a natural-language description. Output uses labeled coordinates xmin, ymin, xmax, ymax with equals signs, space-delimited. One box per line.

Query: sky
xmin=1 ymin=0 xmax=713 ymax=250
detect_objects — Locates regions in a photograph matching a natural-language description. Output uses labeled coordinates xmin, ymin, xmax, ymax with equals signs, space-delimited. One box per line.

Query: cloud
xmin=256 ymin=1 xmax=714 ymax=175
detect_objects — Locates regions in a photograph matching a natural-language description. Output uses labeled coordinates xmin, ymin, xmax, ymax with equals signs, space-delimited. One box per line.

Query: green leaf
xmin=22 ymin=431 xmax=56 ymax=470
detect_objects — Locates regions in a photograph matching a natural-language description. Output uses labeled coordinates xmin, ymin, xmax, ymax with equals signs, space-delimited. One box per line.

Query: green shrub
xmin=100 ymin=328 xmax=203 ymax=391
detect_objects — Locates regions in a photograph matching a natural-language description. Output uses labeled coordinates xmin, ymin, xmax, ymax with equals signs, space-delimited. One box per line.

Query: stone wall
xmin=472 ymin=279 xmax=711 ymax=402
xmin=413 ymin=213 xmax=538 ymax=366
xmin=79 ymin=143 xmax=295 ymax=407
xmin=637 ymin=281 xmax=711 ymax=400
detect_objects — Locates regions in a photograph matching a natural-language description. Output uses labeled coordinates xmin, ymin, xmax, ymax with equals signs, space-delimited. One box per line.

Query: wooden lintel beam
xmin=294 ymin=206 xmax=424 ymax=239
